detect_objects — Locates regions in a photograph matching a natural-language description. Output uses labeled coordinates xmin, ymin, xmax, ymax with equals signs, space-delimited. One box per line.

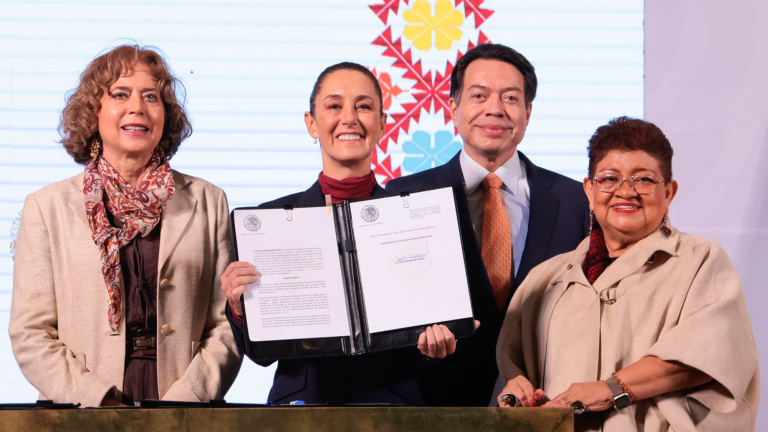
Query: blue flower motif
xmin=402 ymin=131 xmax=462 ymax=174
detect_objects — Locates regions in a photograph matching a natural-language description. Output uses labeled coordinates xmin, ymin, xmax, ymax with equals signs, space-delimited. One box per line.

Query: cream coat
xmin=496 ymin=225 xmax=760 ymax=431
xmin=10 ymin=171 xmax=242 ymax=407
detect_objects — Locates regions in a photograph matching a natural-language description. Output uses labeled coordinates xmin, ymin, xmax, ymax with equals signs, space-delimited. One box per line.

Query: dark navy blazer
xmin=226 ymin=181 xmax=424 ymax=406
xmin=385 ymin=151 xmax=590 ymax=406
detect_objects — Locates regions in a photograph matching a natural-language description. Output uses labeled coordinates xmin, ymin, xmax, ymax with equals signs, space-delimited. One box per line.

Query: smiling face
xmin=305 ymin=69 xmax=386 ymax=179
xmin=97 ymin=62 xmax=165 ymax=164
xmin=450 ymin=59 xmax=532 ymax=171
xmin=584 ymin=150 xmax=678 ymax=251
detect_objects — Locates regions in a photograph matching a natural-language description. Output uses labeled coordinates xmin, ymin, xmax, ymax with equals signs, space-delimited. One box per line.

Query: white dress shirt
xmin=460 ymin=149 xmax=530 ymax=277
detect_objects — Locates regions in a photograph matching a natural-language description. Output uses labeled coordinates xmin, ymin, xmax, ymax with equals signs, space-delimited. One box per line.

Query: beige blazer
xmin=9 ymin=171 xmax=243 ymax=407
xmin=496 ymin=224 xmax=760 ymax=432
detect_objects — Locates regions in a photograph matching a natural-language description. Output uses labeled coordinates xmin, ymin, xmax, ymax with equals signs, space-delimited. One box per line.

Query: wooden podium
xmin=0 ymin=407 xmax=573 ymax=431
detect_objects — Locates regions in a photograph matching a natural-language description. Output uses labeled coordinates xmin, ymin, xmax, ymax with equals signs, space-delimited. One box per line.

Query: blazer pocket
xmin=191 ymin=341 xmax=202 ymax=361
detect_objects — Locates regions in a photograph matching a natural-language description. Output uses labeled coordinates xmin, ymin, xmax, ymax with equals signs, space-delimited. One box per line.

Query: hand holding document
xmin=348 ymin=188 xmax=473 ymax=333
xmin=220 ymin=261 xmax=258 ymax=317
xmin=231 ymin=206 xmax=351 ymax=343
xmin=230 ymin=187 xmax=474 ymax=360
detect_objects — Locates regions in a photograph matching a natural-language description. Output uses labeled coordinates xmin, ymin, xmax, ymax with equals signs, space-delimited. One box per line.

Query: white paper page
xmin=232 ymin=207 xmax=350 ymax=342
xmin=349 ymin=188 xmax=473 ymax=333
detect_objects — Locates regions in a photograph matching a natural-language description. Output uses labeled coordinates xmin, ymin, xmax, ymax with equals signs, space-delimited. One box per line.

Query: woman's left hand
xmin=543 ymin=381 xmax=614 ymax=413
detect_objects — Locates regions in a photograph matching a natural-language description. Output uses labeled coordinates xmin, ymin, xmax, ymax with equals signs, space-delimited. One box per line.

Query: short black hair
xmin=587 ymin=116 xmax=674 ymax=182
xmin=309 ymin=62 xmax=383 ymax=116
xmin=450 ymin=44 xmax=537 ymax=108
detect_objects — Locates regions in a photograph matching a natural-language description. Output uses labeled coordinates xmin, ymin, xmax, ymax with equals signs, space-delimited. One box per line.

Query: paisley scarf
xmin=84 ymin=150 xmax=175 ymax=331
xmin=581 ymin=223 xmax=609 ymax=285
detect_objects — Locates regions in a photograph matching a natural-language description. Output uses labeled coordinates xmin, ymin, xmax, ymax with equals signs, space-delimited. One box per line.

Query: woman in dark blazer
xmin=220 ymin=62 xmax=463 ymax=405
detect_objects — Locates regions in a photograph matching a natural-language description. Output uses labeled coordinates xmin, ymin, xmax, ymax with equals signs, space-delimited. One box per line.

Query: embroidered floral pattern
xmin=372 ymin=68 xmax=406 ymax=111
xmin=84 ymin=151 xmax=174 ymax=331
xmin=403 ymin=0 xmax=465 ymax=51
xmin=402 ymin=130 xmax=462 ymax=173
xmin=366 ymin=0 xmax=495 ymax=184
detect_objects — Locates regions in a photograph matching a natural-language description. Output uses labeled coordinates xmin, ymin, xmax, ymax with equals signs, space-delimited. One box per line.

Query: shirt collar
xmin=460 ymin=149 xmax=523 ymax=196
xmin=560 ymin=221 xmax=681 ymax=289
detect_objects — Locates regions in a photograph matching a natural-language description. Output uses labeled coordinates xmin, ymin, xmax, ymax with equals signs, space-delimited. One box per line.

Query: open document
xmin=349 ymin=188 xmax=473 ymax=334
xmin=231 ymin=187 xmax=474 ymax=360
xmin=231 ymin=207 xmax=351 ymax=342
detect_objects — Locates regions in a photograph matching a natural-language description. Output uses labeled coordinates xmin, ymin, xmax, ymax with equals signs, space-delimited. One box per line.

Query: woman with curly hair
xmin=9 ymin=45 xmax=242 ymax=407
xmin=495 ymin=117 xmax=759 ymax=431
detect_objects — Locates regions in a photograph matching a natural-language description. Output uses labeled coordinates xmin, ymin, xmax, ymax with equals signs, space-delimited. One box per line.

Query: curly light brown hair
xmin=58 ymin=45 xmax=192 ymax=164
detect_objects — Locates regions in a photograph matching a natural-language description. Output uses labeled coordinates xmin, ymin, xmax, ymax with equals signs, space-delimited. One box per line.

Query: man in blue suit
xmin=386 ymin=44 xmax=590 ymax=406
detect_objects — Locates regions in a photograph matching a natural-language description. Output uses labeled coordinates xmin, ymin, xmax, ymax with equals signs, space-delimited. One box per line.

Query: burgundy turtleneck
xmin=317 ymin=171 xmax=377 ymax=202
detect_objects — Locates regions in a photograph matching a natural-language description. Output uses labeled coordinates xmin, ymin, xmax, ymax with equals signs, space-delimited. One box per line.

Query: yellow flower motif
xmin=403 ymin=0 xmax=464 ymax=51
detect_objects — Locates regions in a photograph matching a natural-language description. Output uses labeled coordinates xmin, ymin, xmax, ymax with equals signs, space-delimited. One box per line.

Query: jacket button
xmin=159 ymin=278 xmax=170 ymax=289
xmin=160 ymin=324 xmax=171 ymax=335
xmin=566 ymin=264 xmax=573 ymax=270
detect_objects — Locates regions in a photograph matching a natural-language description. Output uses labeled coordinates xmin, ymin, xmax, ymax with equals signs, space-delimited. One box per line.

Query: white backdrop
xmin=0 ymin=1 xmax=643 ymax=403
xmin=645 ymin=0 xmax=766 ymax=429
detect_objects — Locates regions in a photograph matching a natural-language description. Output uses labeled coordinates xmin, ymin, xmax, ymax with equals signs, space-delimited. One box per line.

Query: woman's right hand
xmin=220 ymin=262 xmax=259 ymax=317
xmin=498 ymin=375 xmax=546 ymax=407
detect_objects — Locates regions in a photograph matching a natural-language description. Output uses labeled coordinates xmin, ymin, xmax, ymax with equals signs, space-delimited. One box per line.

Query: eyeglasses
xmin=590 ymin=174 xmax=664 ymax=195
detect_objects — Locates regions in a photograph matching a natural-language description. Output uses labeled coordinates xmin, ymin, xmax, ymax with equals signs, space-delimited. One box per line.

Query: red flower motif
xmin=372 ymin=67 xmax=406 ymax=111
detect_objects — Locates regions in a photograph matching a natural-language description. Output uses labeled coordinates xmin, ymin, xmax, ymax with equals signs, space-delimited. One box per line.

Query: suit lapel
xmin=158 ymin=172 xmax=198 ymax=273
xmin=434 ymin=154 xmax=483 ymax=262
xmin=437 ymin=155 xmax=497 ymax=319
xmin=370 ymin=183 xmax=390 ymax=198
xmin=67 ymin=172 xmax=92 ymax=232
xmin=295 ymin=181 xmax=326 ymax=206
xmin=296 ymin=180 xmax=391 ymax=205
xmin=432 ymin=153 xmax=465 ymax=190
xmin=514 ymin=153 xmax=559 ymax=288
xmin=591 ymin=227 xmax=680 ymax=294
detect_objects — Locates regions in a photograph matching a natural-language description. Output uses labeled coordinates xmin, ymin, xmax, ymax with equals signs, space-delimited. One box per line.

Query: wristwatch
xmin=605 ymin=374 xmax=631 ymax=410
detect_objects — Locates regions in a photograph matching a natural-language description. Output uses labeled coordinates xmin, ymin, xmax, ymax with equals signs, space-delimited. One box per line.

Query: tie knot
xmin=482 ymin=173 xmax=503 ymax=190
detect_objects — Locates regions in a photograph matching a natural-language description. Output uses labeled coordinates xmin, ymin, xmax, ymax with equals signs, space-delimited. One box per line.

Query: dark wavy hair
xmin=58 ymin=44 xmax=192 ymax=164
xmin=309 ymin=62 xmax=383 ymax=116
xmin=450 ymin=43 xmax=537 ymax=108
xmin=587 ymin=116 xmax=674 ymax=182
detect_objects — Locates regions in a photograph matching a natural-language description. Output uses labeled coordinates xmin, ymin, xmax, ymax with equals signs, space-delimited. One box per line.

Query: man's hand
xmin=417 ymin=320 xmax=480 ymax=358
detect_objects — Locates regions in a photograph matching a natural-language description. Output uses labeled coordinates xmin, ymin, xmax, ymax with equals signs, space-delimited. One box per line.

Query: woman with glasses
xmin=495 ymin=117 xmax=759 ymax=431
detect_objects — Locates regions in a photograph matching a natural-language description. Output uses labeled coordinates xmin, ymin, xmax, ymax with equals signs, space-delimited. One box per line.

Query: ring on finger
xmin=570 ymin=400 xmax=586 ymax=415
xmin=499 ymin=393 xmax=518 ymax=407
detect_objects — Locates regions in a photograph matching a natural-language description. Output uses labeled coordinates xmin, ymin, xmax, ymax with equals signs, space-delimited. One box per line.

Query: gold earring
xmin=90 ymin=139 xmax=101 ymax=161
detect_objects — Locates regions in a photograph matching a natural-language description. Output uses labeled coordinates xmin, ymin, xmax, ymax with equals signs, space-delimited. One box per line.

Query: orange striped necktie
xmin=481 ymin=173 xmax=513 ymax=312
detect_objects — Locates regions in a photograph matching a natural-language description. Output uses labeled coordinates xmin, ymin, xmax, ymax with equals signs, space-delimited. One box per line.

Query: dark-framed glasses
xmin=590 ymin=174 xmax=664 ymax=195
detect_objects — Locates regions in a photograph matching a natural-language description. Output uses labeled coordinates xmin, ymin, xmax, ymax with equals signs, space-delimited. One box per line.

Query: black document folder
xmin=231 ymin=187 xmax=474 ymax=361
